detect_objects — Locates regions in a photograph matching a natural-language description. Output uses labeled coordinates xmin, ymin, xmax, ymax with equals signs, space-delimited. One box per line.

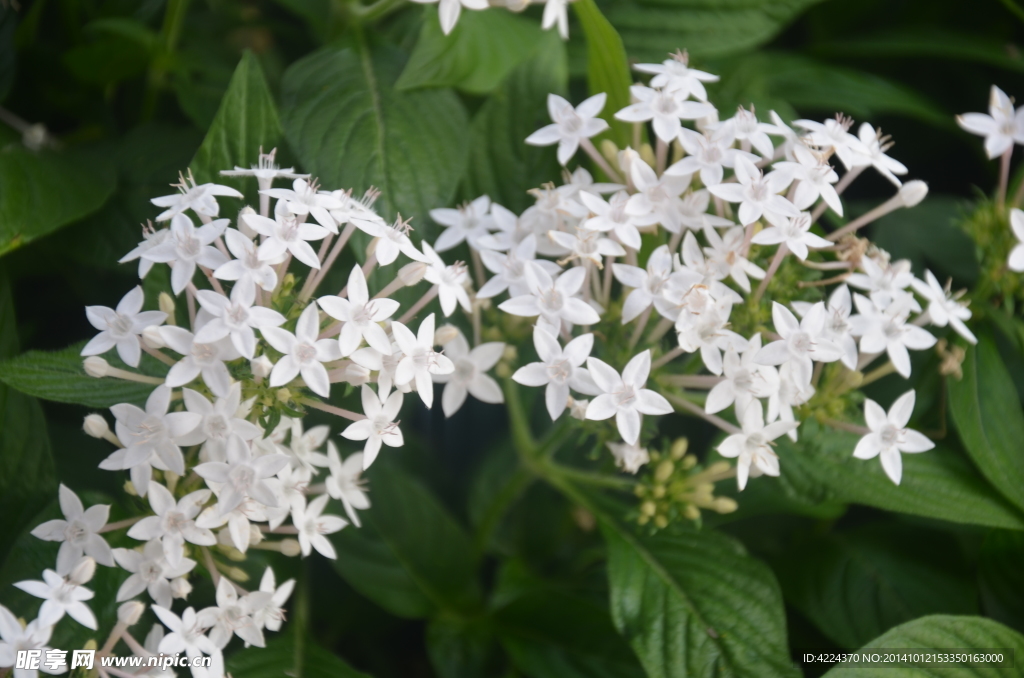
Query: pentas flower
xmin=261 ymin=177 xmax=341 ymax=232
xmin=369 ymin=216 xmax=429 ymax=266
xmin=127 ymin=484 xmax=215 ymax=567
xmin=252 ymin=567 xmax=295 ymax=633
xmin=768 ymin=361 xmax=814 ymax=442
xmin=81 ymin=286 xmax=166 ymax=368
xmin=432 ymin=331 xmax=505 ymax=417
xmin=261 ymin=303 xmax=342 ymax=397
xmin=794 ymin=116 xmax=865 ymax=170
xmin=717 ymin=401 xmax=798 ymax=490
xmin=548 ymin=227 xmax=626 ymax=267
xmin=1009 ymin=208 xmax=1024 ymax=272
xmin=203 ymin=577 xmax=273 ymax=649
xmin=679 ymin=231 xmax=743 ymax=303
xmin=854 ymin=390 xmax=934 ymax=485
xmin=144 ymin=214 xmax=229 ymax=294
xmin=585 ymin=351 xmax=672 ymax=445
xmin=634 ymin=51 xmax=718 ymax=101
xmin=705 ymin=334 xmax=778 ymax=416
xmin=31 ymin=484 xmax=114 ymax=575
xmin=521 ymin=185 xmax=589 ymax=256
xmin=431 ymin=195 xmax=494 ymax=252
xmin=499 ymin=265 xmax=599 ymax=333
xmin=668 ymin=128 xmax=756 ymax=187
xmin=702 ymin=224 xmax=765 ymax=292
xmin=956 ymin=84 xmax=1024 ymax=158
xmin=342 ymin=385 xmax=405 ymax=467
xmin=195 ymin=435 xmax=290 ymax=516
xmin=578 ymin=190 xmax=645 ymax=250
xmin=293 ymin=494 xmax=347 ymax=558
xmin=151 ymin=174 xmax=242 ymax=222
xmin=715 ymin=106 xmax=775 ymax=158
xmin=410 ymin=0 xmax=487 ymax=35
xmin=751 ymin=212 xmax=831 ymax=261
xmin=162 ymin=313 xmax=242 ymax=397
xmin=615 ymin=85 xmax=714 ymax=142
xmin=243 ymin=210 xmax=328 ymax=270
xmin=326 ymin=443 xmax=369 ymax=526
xmin=220 ymin=147 xmax=305 ymax=186
xmin=213 ymin=228 xmax=281 ymax=295
xmin=391 ymin=313 xmax=455 ymax=408
xmin=614 ymin=245 xmax=700 ymax=323
xmin=558 ymin=166 xmax=622 ymax=200
xmin=708 ymin=155 xmax=798 ymax=227
xmin=676 ymin=296 xmax=748 ymax=375
xmin=121 ymin=223 xmax=172 ymax=279
xmin=422 ymin=242 xmax=473 ymax=317
xmin=113 ymin=539 xmax=196 ymax=609
xmin=793 ymin=284 xmax=858 ymax=370
xmin=15 ymin=567 xmax=97 ymax=630
xmin=851 ymin=123 xmax=908 ymax=186
xmin=318 ymin=264 xmax=400 ymax=355
xmin=678 ymin=189 xmax=734 ymax=230
xmin=774 ymin=144 xmax=842 ymax=215
xmin=284 ymin=419 xmax=331 ymax=472
xmin=195 ymin=284 xmax=286 ymax=359
xmin=911 ymin=270 xmax=977 ymax=344
xmin=477 ymin=235 xmax=560 ymax=299
xmin=0 ymin=606 xmax=60 ymax=677
xmin=847 ymin=256 xmax=918 ymax=311
xmin=525 ymin=93 xmax=609 ymax=165
xmin=541 ymin=0 xmax=570 ymax=39
xmin=178 ymin=384 xmax=262 ymax=462
xmin=477 ymin=202 xmax=531 ymax=251
xmin=607 ymin=441 xmax=650 ymax=474
xmin=513 ymin=326 xmax=597 ymax=420
xmin=756 ymin=302 xmax=843 ymax=386
xmin=151 ymin=605 xmax=219 ymax=660
xmin=849 ymin=295 xmax=936 ymax=378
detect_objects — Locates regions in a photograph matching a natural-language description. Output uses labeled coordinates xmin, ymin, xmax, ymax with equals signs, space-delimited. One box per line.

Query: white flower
xmin=513 ymin=326 xmax=597 ymax=420
xmin=284 ymin=419 xmax=331 ymax=472
xmin=144 ymin=214 xmax=229 ymax=294
xmin=177 ymin=384 xmax=262 ymax=462
xmin=477 ymin=235 xmax=559 ymax=299
xmin=702 ymin=224 xmax=766 ymax=292
xmin=615 ymin=85 xmax=714 ymax=142
xmin=80 ymin=286 xmax=166 ymax=367
xmin=113 ymin=540 xmax=196 ymax=609
xmin=849 ymin=294 xmax=936 ymax=378
xmin=956 ymin=85 xmax=1024 ymax=159
xmin=161 ymin=314 xmax=241 ymax=397
xmin=293 ymin=494 xmax=347 ymax=559
xmin=668 ymin=128 xmax=755 ymax=187
xmin=847 ymin=255 xmax=918 ymax=312
xmin=717 ymin=400 xmax=797 ymax=490
xmin=31 ymin=484 xmax=113 ymax=575
xmin=1010 ymin=208 xmax=1024 ymax=271
xmin=751 ymin=212 xmax=831 ymax=261
xmin=391 ymin=313 xmax=455 ymax=408
xmin=325 ymin=443 xmax=369 ymax=526
xmin=195 ymin=436 xmax=290 ymax=516
xmin=195 ymin=285 xmax=285 ymax=359
xmin=422 ymin=242 xmax=473 ymax=317
xmin=213 ymin=228 xmax=281 ymax=295
xmin=521 ymin=185 xmax=589 ymax=255
xmin=526 ymin=94 xmax=609 ymax=166
xmin=578 ymin=190 xmax=645 ymax=251
xmin=767 ymin=361 xmax=814 ymax=442
xmin=705 ymin=334 xmax=778 ymax=416
xmin=707 ymin=155 xmax=798 ymax=227
xmin=607 ymin=441 xmax=650 ymax=474
xmin=127 ymin=484 xmax=215 ymax=567
xmin=677 ymin=188 xmax=734 ymax=230
xmin=242 ymin=211 xmax=329 ymax=270
xmin=614 ymin=245 xmax=699 ymax=323
xmin=431 ymin=195 xmax=494 ymax=252
xmin=151 ymin=605 xmax=219 ymax=660
xmin=677 ymin=231 xmax=742 ymax=304
xmin=849 ymin=123 xmax=908 ymax=186
xmin=410 ymin=0 xmax=488 ymax=34
xmin=252 ymin=567 xmax=295 ymax=633
xmin=558 ymin=166 xmax=623 ymax=200
xmin=102 ymin=386 xmax=202 ymax=495
xmin=541 ymin=0 xmax=570 ymax=39
xmin=911 ymin=270 xmax=977 ymax=344
xmin=794 ymin=116 xmax=866 ymax=170
xmin=0 ymin=606 xmax=61 ymax=678
xmin=585 ymin=350 xmax=672 ymax=445
xmin=793 ymin=284 xmax=859 ymax=370
xmin=676 ymin=296 xmax=748 ymax=375
xmin=261 ymin=178 xmax=341 ymax=233
xmin=548 ymin=227 xmax=626 ymax=267
xmin=220 ymin=148 xmax=305 ymax=185
xmin=368 ymin=217 xmax=429 ymax=266
xmin=756 ymin=302 xmax=843 ymax=386
xmin=120 ymin=223 xmax=172 ymax=279
xmin=261 ymin=304 xmax=342 ymax=397
xmin=203 ymin=577 xmax=272 ymax=649
xmin=14 ymin=569 xmax=96 ymax=630
xmin=773 ymin=144 xmax=843 ymax=215
xmin=318 ymin=264 xmax=400 ymax=356
xmin=634 ymin=52 xmax=718 ymax=101
xmin=430 ymin=331 xmax=504 ymax=417
xmin=499 ymin=265 xmax=600 ymax=333
xmin=343 ymin=385 xmax=404 ymax=468
xmin=151 ymin=175 xmax=242 ymax=222
xmin=854 ymin=390 xmax=934 ymax=484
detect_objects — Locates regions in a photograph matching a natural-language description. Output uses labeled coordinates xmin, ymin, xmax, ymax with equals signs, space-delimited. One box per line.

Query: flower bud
xmin=898 ymin=180 xmax=928 ymax=207
xmin=23 ymin=123 xmax=49 ymax=151
xmin=434 ymin=324 xmax=460 ymax=346
xmin=683 ymin=504 xmax=701 ymax=521
xmin=670 ymin=437 xmax=689 ymax=460
xmin=83 ymin=414 xmax=109 ymax=439
xmin=276 ymin=387 xmax=292 ymax=403
xmin=639 ymin=143 xmax=656 ymax=169
xmin=84 ymin=357 xmax=110 ymax=378
xmin=124 ymin=479 xmax=137 ymax=496
xmin=251 ymin=355 xmax=273 ymax=380
xmin=712 ymin=497 xmax=738 ymax=514
xmin=569 ymin=397 xmax=589 ymax=420
xmin=280 ymin=539 xmax=301 ymax=557
xmin=600 ymin=139 xmax=619 ymax=165
xmin=158 ymin=293 xmax=176 ymax=322
xmin=345 ymin=363 xmax=370 ymax=386
xmin=238 ymin=206 xmax=258 ymax=238
xmin=170 ymin=577 xmax=192 ymax=600
xmin=118 ymin=601 xmax=146 ymax=626
xmin=68 ymin=556 xmax=96 ymax=585
xmin=399 ymin=261 xmax=427 ymax=286
xmin=227 ymin=567 xmax=249 ymax=583
xmin=142 ymin=325 xmax=166 ymax=349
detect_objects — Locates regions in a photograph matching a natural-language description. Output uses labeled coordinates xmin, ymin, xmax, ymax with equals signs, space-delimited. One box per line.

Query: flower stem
xmin=99 ymin=516 xmax=143 ymax=533
xmin=664 ymin=392 xmax=740 ymax=434
xmin=752 ymin=243 xmax=788 ymax=305
xmin=397 ymin=285 xmax=438 ymax=324
xmin=860 ymin=360 xmax=897 ymax=386
xmin=999 ymin=146 xmax=1013 ymax=208
xmin=297 ymin=397 xmax=364 ymax=421
xmin=581 ymin=137 xmax=624 ymax=184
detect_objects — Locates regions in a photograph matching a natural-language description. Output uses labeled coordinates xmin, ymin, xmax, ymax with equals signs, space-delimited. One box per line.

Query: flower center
xmin=108 ymin=313 xmax=134 ymax=337
xmin=295 ymin=343 xmax=318 ymax=363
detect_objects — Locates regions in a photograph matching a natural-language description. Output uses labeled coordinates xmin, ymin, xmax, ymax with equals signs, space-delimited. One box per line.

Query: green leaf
xmin=822 ymin=615 xmax=1024 ymax=677
xmin=949 ymin=335 xmax=1024 ymax=515
xmin=814 ymin=28 xmax=1024 ymax=73
xmin=281 ymin=42 xmax=470 ymax=232
xmin=0 ymin=341 xmax=166 ymax=409
xmin=427 ymin=615 xmax=499 ymax=678
xmin=0 ymin=145 xmax=116 ymax=257
xmin=775 ymin=523 xmax=977 ymax=649
xmin=777 ymin=420 xmax=1024 ymax=530
xmin=190 ymin=50 xmax=284 ymax=207
xmin=397 ymin=7 xmax=546 ymax=94
xmin=602 ymin=521 xmax=798 ymax=678
xmin=227 ymin=634 xmax=372 ymax=677
xmin=980 ymin=530 xmax=1024 ymax=633
xmin=330 ymin=460 xmax=481 ymax=618
xmin=462 ymin=32 xmax=567 ymax=213
xmin=572 ymin=0 xmax=633 ymax=149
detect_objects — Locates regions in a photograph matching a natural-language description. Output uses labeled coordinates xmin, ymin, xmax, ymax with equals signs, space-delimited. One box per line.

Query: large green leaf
xmin=822 ymin=615 xmax=1024 ymax=677
xmin=777 ymin=421 xmax=1024 ymax=530
xmin=397 ymin=7 xmax=546 ymax=94
xmin=227 ymin=634 xmax=372 ymax=677
xmin=0 ymin=145 xmax=116 ymax=257
xmin=979 ymin=530 xmax=1024 ymax=633
xmin=948 ymin=335 xmax=1024 ymax=514
xmin=281 ymin=43 xmax=470 ymax=232
xmin=190 ymin=50 xmax=284 ymax=208
xmin=573 ymin=0 xmax=633 ymax=149
xmin=462 ymin=32 xmax=567 ymax=213
xmin=0 ymin=341 xmax=166 ymax=409
xmin=775 ymin=523 xmax=977 ymax=649
xmin=602 ymin=521 xmax=798 ymax=678
xmin=814 ymin=28 xmax=1024 ymax=73
xmin=427 ymin=615 xmax=499 ymax=678
xmin=330 ymin=460 xmax=481 ymax=619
